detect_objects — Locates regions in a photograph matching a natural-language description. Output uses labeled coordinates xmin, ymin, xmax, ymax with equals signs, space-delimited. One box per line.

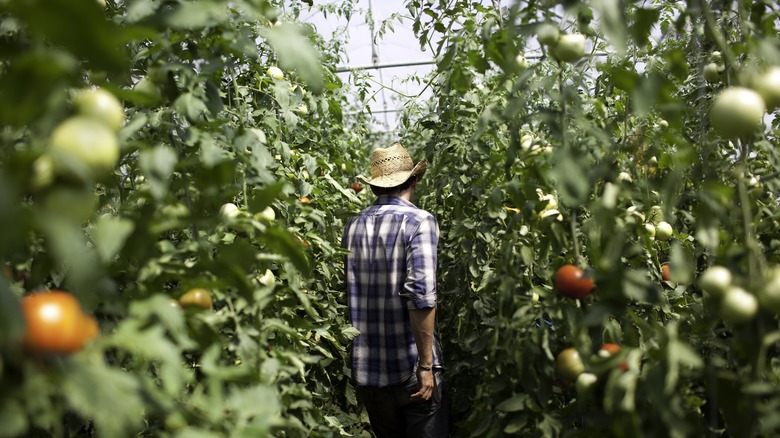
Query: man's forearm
xmin=409 ymin=307 xmax=436 ymax=366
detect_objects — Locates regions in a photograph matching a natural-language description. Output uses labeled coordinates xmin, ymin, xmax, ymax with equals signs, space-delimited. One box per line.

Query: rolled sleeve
xmin=403 ymin=215 xmax=439 ymax=309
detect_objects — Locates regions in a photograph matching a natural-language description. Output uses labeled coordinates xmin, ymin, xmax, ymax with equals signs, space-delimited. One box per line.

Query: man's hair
xmin=370 ymin=175 xmax=419 ymax=196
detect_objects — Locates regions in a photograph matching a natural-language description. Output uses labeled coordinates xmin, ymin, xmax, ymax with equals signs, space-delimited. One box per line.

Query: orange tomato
xmin=22 ymin=291 xmax=98 ymax=354
xmin=661 ymin=264 xmax=671 ymax=282
xmin=298 ymin=197 xmax=311 ymax=204
xmin=554 ymin=264 xmax=594 ymax=299
xmin=599 ymin=343 xmax=628 ymax=372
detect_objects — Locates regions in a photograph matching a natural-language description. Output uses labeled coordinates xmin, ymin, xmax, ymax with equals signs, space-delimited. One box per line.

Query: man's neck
xmin=395 ymin=187 xmax=414 ymax=202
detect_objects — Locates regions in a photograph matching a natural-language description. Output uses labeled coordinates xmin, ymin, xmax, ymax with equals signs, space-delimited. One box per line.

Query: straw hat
xmin=357 ymin=143 xmax=428 ymax=188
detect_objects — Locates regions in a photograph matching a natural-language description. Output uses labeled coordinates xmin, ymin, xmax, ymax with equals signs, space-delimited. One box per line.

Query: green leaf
xmin=260 ymin=227 xmax=310 ymax=274
xmin=248 ymin=182 xmax=287 ymax=213
xmin=0 ymin=279 xmax=24 ymax=348
xmin=111 ymin=322 xmax=188 ymax=395
xmin=593 ymin=0 xmax=627 ymax=54
xmin=174 ymin=92 xmax=209 ymax=123
xmin=159 ymin=0 xmax=228 ymax=29
xmin=9 ymin=0 xmax=129 ymax=72
xmin=199 ymin=136 xmax=229 ymax=168
xmin=552 ymin=152 xmax=589 ymax=207
xmin=139 ymin=145 xmax=178 ymax=201
xmin=63 ymin=358 xmax=145 ymax=437
xmin=262 ymin=24 xmax=324 ymax=92
xmin=0 ymin=399 xmax=28 ymax=438
xmin=90 ymin=217 xmax=135 ymax=264
xmin=226 ymin=385 xmax=281 ymax=427
xmin=496 ymin=394 xmax=529 ymax=412
xmin=125 ymin=0 xmax=163 ymax=23
xmin=630 ymin=7 xmax=661 ymax=48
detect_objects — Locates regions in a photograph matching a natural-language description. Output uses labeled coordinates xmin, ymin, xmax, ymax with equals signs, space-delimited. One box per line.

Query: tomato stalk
xmin=558 ymin=62 xmax=582 ymax=267
xmin=735 ymin=139 xmax=762 ymax=285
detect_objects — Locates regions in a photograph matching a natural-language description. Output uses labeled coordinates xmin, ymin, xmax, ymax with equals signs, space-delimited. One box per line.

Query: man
xmin=342 ymin=143 xmax=448 ymax=437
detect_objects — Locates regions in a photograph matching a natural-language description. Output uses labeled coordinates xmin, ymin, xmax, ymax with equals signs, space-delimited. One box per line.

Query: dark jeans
xmin=357 ymin=370 xmax=449 ymax=438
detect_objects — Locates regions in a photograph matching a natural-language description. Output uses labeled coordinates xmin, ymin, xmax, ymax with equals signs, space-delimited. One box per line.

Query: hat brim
xmin=357 ymin=160 xmax=428 ymax=188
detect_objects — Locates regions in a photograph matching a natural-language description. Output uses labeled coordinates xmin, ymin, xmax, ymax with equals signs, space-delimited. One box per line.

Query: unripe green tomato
xmin=133 ymin=76 xmax=163 ymax=106
xmin=702 ymin=63 xmax=723 ymax=83
xmin=514 ymin=54 xmax=529 ymax=72
xmin=540 ymin=194 xmax=558 ymax=210
xmin=575 ymin=372 xmax=598 ymax=396
xmin=257 ymin=269 xmax=275 ymax=286
xmin=709 ymin=51 xmax=723 ymax=64
xmin=649 ymin=205 xmax=664 ymax=223
xmin=539 ymin=208 xmax=562 ymax=221
xmin=709 ymin=87 xmax=766 ymax=139
xmin=758 ymin=266 xmax=780 ymax=313
xmin=654 ymin=221 xmax=673 ymax=241
xmin=254 ymin=206 xmax=275 ymax=222
xmin=178 ymin=288 xmax=212 ymax=310
xmin=40 ymin=187 xmax=98 ymax=223
xmin=720 ymin=286 xmax=758 ymax=324
xmin=50 ymin=116 xmax=120 ymax=180
xmin=31 ymin=154 xmax=55 ymax=190
xmin=556 ymin=347 xmax=585 ymax=381
xmin=536 ymin=23 xmax=560 ymax=46
xmin=644 ymin=223 xmax=656 ymax=238
xmin=294 ymin=103 xmax=308 ymax=115
xmin=698 ymin=266 xmax=732 ymax=296
xmin=752 ymin=66 xmax=780 ymax=110
xmin=267 ymin=66 xmax=284 ymax=80
xmin=73 ymin=88 xmax=125 ymax=132
xmin=219 ymin=202 xmax=241 ymax=219
xmin=550 ymin=34 xmax=586 ymax=63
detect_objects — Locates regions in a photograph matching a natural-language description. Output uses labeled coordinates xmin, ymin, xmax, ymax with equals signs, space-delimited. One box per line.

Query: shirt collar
xmin=374 ymin=195 xmax=416 ymax=208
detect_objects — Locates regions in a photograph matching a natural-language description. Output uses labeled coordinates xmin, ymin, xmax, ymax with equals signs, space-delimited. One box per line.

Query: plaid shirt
xmin=342 ymin=195 xmax=443 ymax=387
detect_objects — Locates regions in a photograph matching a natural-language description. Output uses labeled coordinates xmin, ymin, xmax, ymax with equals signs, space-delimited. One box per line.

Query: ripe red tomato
xmin=556 ymin=347 xmax=585 ymax=380
xmin=554 ymin=264 xmax=594 ymax=299
xmin=22 ymin=291 xmax=98 ymax=354
xmin=351 ymin=182 xmax=363 ymax=193
xmin=178 ymin=288 xmax=213 ymax=310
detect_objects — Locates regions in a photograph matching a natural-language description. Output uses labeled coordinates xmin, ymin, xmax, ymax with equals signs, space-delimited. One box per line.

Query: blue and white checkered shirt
xmin=342 ymin=195 xmax=444 ymax=387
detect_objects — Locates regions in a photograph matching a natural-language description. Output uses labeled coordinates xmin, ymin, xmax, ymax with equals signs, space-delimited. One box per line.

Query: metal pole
xmin=335 ymin=52 xmax=612 ymax=73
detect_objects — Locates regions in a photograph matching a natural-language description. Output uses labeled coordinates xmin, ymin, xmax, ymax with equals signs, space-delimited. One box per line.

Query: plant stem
xmin=571 ymin=213 xmax=581 ymax=267
xmin=736 ymin=139 xmax=760 ymax=284
xmin=559 ymin=63 xmax=581 ymax=266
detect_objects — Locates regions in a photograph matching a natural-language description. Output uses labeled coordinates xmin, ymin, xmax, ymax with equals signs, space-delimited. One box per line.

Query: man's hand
xmin=410 ymin=368 xmax=435 ymax=402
